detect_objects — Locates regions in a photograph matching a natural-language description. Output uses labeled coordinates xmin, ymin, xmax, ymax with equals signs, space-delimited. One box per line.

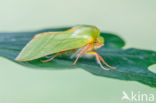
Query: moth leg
xmin=98 ymin=53 xmax=116 ymax=69
xmin=87 ymin=51 xmax=116 ymax=70
xmin=72 ymin=44 xmax=92 ymax=66
xmin=41 ymin=51 xmax=65 ymax=63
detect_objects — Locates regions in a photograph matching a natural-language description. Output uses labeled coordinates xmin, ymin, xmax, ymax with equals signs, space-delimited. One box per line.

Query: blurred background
xmin=0 ymin=0 xmax=156 ymax=103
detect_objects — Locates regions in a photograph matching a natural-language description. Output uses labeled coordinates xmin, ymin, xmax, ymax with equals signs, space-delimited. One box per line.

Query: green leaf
xmin=0 ymin=27 xmax=156 ymax=87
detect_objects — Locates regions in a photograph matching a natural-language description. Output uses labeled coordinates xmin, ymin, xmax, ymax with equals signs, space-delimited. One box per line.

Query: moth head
xmin=94 ymin=36 xmax=104 ymax=49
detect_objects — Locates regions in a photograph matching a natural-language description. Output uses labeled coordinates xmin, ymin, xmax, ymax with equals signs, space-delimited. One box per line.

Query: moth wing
xmin=15 ymin=31 xmax=91 ymax=61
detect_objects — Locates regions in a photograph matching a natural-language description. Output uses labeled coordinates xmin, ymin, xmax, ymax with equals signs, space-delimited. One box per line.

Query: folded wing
xmin=15 ymin=31 xmax=91 ymax=61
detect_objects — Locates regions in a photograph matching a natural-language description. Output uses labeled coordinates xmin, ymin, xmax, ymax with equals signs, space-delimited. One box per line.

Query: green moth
xmin=15 ymin=25 xmax=116 ymax=70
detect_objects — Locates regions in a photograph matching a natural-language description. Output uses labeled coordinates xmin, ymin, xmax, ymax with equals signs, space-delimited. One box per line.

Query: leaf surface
xmin=0 ymin=27 xmax=156 ymax=87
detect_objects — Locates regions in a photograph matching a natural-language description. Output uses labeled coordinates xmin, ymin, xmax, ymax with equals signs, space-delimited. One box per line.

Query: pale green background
xmin=0 ymin=0 xmax=156 ymax=103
